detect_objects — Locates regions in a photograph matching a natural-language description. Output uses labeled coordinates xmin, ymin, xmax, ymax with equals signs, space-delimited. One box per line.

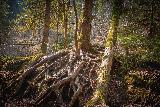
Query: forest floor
xmin=0 ymin=47 xmax=160 ymax=107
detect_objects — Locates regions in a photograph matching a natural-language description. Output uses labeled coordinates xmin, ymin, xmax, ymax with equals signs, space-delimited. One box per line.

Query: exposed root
xmin=1 ymin=50 xmax=103 ymax=106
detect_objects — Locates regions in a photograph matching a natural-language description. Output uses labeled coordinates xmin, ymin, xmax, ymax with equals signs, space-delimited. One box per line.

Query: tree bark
xmin=80 ymin=0 xmax=93 ymax=52
xmin=56 ymin=2 xmax=59 ymax=51
xmin=73 ymin=0 xmax=79 ymax=53
xmin=41 ymin=0 xmax=51 ymax=54
xmin=63 ymin=0 xmax=68 ymax=49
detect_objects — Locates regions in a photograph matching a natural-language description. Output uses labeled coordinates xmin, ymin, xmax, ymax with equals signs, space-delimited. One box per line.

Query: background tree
xmin=73 ymin=0 xmax=78 ymax=53
xmin=80 ymin=0 xmax=93 ymax=52
xmin=62 ymin=0 xmax=69 ymax=48
xmin=41 ymin=0 xmax=51 ymax=54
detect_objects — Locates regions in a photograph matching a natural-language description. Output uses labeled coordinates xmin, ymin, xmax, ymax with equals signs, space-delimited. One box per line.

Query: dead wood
xmin=2 ymin=50 xmax=104 ymax=107
xmin=33 ymin=62 xmax=55 ymax=84
xmin=17 ymin=50 xmax=69 ymax=81
xmin=34 ymin=61 xmax=85 ymax=105
xmin=5 ymin=50 xmax=69 ymax=98
xmin=69 ymin=83 xmax=83 ymax=107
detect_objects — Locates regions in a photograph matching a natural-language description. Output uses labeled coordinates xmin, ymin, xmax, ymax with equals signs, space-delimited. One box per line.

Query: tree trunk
xmin=80 ymin=0 xmax=93 ymax=52
xmin=41 ymin=0 xmax=51 ymax=54
xmin=73 ymin=0 xmax=79 ymax=54
xmin=56 ymin=2 xmax=59 ymax=51
xmin=63 ymin=0 xmax=68 ymax=49
xmin=86 ymin=0 xmax=123 ymax=106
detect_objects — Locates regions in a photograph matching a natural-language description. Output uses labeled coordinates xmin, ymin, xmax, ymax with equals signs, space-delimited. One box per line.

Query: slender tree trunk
xmin=63 ymin=0 xmax=68 ymax=48
xmin=41 ymin=0 xmax=51 ymax=54
xmin=64 ymin=16 xmax=68 ymax=48
xmin=80 ymin=0 xmax=93 ymax=52
xmin=73 ymin=0 xmax=79 ymax=54
xmin=56 ymin=2 xmax=59 ymax=51
xmin=86 ymin=0 xmax=123 ymax=106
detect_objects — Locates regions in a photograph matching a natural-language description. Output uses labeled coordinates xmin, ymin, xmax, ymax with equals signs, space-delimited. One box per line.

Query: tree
xmin=41 ymin=0 xmax=51 ymax=54
xmin=87 ymin=0 xmax=123 ymax=106
xmin=73 ymin=0 xmax=79 ymax=53
xmin=62 ymin=0 xmax=69 ymax=48
xmin=80 ymin=0 xmax=93 ymax=52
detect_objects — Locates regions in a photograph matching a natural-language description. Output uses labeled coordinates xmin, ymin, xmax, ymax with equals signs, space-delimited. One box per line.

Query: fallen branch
xmin=69 ymin=83 xmax=83 ymax=107
xmin=17 ymin=50 xmax=69 ymax=81
xmin=34 ymin=61 xmax=85 ymax=105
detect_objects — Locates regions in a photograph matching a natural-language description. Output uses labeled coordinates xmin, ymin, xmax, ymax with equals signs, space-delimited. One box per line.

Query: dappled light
xmin=0 ymin=0 xmax=160 ymax=107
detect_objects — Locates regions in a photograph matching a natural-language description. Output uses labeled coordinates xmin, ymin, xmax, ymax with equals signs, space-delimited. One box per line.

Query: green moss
xmin=0 ymin=54 xmax=43 ymax=72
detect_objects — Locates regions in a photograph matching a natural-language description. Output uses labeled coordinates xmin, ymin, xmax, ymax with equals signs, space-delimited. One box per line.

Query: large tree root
xmin=2 ymin=50 xmax=103 ymax=107
xmin=4 ymin=50 xmax=69 ymax=96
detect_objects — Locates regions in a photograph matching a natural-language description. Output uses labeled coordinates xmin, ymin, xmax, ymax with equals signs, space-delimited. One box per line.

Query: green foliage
xmin=52 ymin=42 xmax=64 ymax=52
xmin=0 ymin=54 xmax=42 ymax=71
xmin=117 ymin=33 xmax=160 ymax=67
xmin=0 ymin=55 xmax=27 ymax=72
xmin=95 ymin=0 xmax=106 ymax=16
xmin=146 ymin=37 xmax=160 ymax=62
xmin=118 ymin=34 xmax=145 ymax=47
xmin=52 ymin=35 xmax=74 ymax=51
xmin=14 ymin=0 xmax=45 ymax=32
xmin=0 ymin=0 xmax=12 ymax=44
